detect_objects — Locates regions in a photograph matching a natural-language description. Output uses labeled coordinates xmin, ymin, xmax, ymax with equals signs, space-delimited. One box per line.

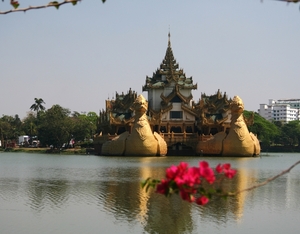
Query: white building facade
xmin=259 ymin=99 xmax=300 ymax=123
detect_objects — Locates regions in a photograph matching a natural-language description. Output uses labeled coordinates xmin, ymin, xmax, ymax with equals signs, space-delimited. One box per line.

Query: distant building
xmin=258 ymin=99 xmax=300 ymax=123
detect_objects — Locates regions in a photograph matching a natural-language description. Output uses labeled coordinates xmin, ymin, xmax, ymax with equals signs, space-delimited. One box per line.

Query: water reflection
xmin=0 ymin=153 xmax=300 ymax=233
xmin=186 ymin=167 xmax=252 ymax=225
xmin=88 ymin=158 xmax=262 ymax=232
xmin=26 ymin=179 xmax=64 ymax=212
xmin=96 ymin=165 xmax=192 ymax=233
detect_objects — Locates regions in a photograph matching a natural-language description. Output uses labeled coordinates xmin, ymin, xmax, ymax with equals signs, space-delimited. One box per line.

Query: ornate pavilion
xmin=95 ymin=34 xmax=233 ymax=155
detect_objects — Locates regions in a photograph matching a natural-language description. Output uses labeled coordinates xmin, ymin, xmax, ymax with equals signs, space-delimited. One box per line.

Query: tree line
xmin=244 ymin=110 xmax=300 ymax=151
xmin=1 ymin=99 xmax=300 ymax=151
xmin=0 ymin=98 xmax=98 ymax=148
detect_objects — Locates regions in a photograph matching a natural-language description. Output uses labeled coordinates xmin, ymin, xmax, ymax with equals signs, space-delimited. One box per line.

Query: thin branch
xmin=0 ymin=0 xmax=86 ymax=14
xmin=228 ymin=160 xmax=300 ymax=196
xmin=1 ymin=0 xmax=299 ymax=15
xmin=273 ymin=0 xmax=300 ymax=2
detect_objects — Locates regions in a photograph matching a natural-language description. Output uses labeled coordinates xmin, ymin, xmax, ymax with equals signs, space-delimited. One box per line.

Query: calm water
xmin=0 ymin=152 xmax=300 ymax=234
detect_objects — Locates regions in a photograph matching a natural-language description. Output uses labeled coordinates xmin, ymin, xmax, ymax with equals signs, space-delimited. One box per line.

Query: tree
xmin=244 ymin=110 xmax=280 ymax=147
xmin=0 ymin=119 xmax=11 ymax=148
xmin=38 ymin=104 xmax=71 ymax=147
xmin=30 ymin=98 xmax=46 ymax=116
xmin=22 ymin=112 xmax=38 ymax=141
xmin=280 ymin=120 xmax=300 ymax=146
xmin=0 ymin=114 xmax=23 ymax=147
xmin=70 ymin=111 xmax=98 ymax=142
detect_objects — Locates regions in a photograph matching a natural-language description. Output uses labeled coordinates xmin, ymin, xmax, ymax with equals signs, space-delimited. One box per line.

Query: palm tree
xmin=30 ymin=98 xmax=46 ymax=115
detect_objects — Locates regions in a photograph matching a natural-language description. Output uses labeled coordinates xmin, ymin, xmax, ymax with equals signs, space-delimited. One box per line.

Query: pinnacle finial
xmin=168 ymin=28 xmax=171 ymax=47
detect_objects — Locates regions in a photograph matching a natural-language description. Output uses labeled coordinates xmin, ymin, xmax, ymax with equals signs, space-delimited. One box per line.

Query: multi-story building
xmin=258 ymin=99 xmax=300 ymax=123
xmin=142 ymin=33 xmax=198 ymax=135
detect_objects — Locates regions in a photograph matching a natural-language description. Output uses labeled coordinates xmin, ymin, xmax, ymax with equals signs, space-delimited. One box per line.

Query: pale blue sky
xmin=1 ymin=0 xmax=300 ymax=119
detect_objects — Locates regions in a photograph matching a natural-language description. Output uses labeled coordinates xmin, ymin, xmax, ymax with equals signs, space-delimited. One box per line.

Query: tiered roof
xmin=97 ymin=89 xmax=137 ymax=134
xmin=108 ymin=88 xmax=137 ymax=114
xmin=142 ymin=33 xmax=197 ymax=91
xmin=193 ymin=90 xmax=232 ymax=128
xmin=199 ymin=89 xmax=231 ymax=114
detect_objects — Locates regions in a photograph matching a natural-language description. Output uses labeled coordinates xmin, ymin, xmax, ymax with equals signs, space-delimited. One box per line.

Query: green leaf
xmin=141 ymin=178 xmax=150 ymax=189
xmin=71 ymin=0 xmax=77 ymax=6
xmin=208 ymin=188 xmax=216 ymax=194
xmin=48 ymin=1 xmax=59 ymax=9
xmin=146 ymin=182 xmax=156 ymax=193
xmin=11 ymin=1 xmax=19 ymax=9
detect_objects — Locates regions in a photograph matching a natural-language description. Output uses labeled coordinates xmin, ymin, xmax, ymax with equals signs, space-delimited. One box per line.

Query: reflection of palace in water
xmin=1 ymin=157 xmax=300 ymax=233
xmin=94 ymin=159 xmax=264 ymax=232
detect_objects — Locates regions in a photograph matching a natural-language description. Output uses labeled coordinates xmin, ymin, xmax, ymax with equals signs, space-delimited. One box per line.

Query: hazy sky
xmin=1 ymin=0 xmax=300 ymax=119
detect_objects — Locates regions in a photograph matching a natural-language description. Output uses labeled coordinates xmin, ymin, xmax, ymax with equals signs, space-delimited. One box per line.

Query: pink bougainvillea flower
xmin=222 ymin=163 xmax=231 ymax=170
xmin=215 ymin=163 xmax=237 ymax=179
xmin=222 ymin=163 xmax=237 ymax=179
xmin=196 ymin=196 xmax=209 ymax=206
xmin=177 ymin=162 xmax=189 ymax=174
xmin=180 ymin=190 xmax=195 ymax=203
xmin=216 ymin=164 xmax=223 ymax=173
xmin=155 ymin=179 xmax=170 ymax=195
xmin=166 ymin=165 xmax=178 ymax=180
xmin=180 ymin=166 xmax=201 ymax=187
xmin=224 ymin=168 xmax=236 ymax=179
xmin=174 ymin=176 xmax=185 ymax=188
xmin=199 ymin=161 xmax=215 ymax=184
xmin=151 ymin=161 xmax=236 ymax=206
xmin=166 ymin=162 xmax=188 ymax=180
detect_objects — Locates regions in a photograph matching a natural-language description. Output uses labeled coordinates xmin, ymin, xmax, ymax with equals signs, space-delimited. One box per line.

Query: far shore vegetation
xmin=0 ymin=146 xmax=89 ymax=155
xmin=1 ymin=98 xmax=300 ymax=154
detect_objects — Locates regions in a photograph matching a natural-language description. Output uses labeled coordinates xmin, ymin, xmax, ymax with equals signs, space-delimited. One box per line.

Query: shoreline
xmin=0 ymin=147 xmax=91 ymax=155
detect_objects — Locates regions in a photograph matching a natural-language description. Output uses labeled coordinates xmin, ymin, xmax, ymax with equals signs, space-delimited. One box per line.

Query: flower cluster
xmin=142 ymin=161 xmax=236 ymax=206
xmin=216 ymin=163 xmax=236 ymax=179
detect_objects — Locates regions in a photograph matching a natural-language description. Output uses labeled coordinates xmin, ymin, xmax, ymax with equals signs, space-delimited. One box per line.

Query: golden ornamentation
xmin=102 ymin=95 xmax=167 ymax=156
xmin=197 ymin=96 xmax=260 ymax=156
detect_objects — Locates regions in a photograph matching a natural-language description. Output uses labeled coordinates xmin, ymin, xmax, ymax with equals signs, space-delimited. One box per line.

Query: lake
xmin=0 ymin=152 xmax=300 ymax=234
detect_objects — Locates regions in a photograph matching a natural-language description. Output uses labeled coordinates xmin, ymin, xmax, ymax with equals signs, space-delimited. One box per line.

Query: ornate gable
xmin=160 ymin=84 xmax=193 ymax=105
